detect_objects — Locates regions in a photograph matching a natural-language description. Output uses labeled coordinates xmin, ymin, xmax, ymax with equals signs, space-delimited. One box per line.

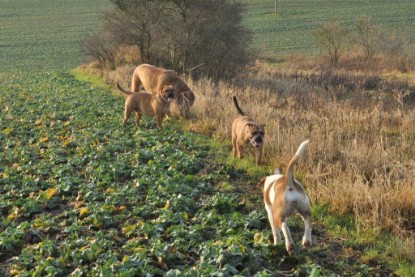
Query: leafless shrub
xmin=379 ymin=32 xmax=415 ymax=72
xmin=380 ymin=32 xmax=407 ymax=57
xmin=314 ymin=20 xmax=350 ymax=67
xmin=354 ymin=16 xmax=381 ymax=61
xmin=79 ymin=31 xmax=118 ymax=70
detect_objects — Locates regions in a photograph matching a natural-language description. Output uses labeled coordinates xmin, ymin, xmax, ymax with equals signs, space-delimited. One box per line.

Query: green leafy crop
xmin=0 ymin=72 xmax=274 ymax=275
xmin=0 ymin=72 xmax=397 ymax=276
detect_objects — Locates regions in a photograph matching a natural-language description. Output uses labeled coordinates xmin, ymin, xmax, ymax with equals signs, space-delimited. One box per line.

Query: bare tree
xmin=106 ymin=0 xmax=166 ymax=64
xmin=79 ymin=31 xmax=117 ymax=69
xmin=314 ymin=20 xmax=349 ymax=67
xmin=355 ymin=16 xmax=381 ymax=61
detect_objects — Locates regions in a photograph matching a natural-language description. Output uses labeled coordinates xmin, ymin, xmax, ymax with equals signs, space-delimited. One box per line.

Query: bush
xmin=81 ymin=0 xmax=254 ymax=80
xmin=80 ymin=31 xmax=118 ymax=70
xmin=354 ymin=16 xmax=381 ymax=61
xmin=314 ymin=20 xmax=349 ymax=67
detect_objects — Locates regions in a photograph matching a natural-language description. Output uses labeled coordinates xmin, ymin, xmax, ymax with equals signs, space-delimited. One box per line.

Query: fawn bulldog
xmin=258 ymin=140 xmax=311 ymax=255
xmin=130 ymin=64 xmax=195 ymax=112
xmin=117 ymin=83 xmax=175 ymax=129
xmin=231 ymin=96 xmax=265 ymax=165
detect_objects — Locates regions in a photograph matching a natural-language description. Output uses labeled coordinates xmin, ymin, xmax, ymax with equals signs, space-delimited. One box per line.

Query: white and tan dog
xmin=258 ymin=140 xmax=311 ymax=255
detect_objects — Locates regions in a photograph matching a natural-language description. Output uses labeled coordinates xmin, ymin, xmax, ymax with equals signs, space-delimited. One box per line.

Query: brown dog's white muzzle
xmin=250 ymin=135 xmax=264 ymax=148
xmin=163 ymin=89 xmax=175 ymax=103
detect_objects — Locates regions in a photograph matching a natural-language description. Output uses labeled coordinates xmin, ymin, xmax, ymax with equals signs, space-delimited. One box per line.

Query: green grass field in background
xmin=0 ymin=0 xmax=111 ymax=72
xmin=2 ymin=0 xmax=415 ymax=72
xmin=241 ymin=0 xmax=415 ymax=55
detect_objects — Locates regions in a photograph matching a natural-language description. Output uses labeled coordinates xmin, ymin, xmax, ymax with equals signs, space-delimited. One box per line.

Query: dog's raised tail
xmin=117 ymin=83 xmax=133 ymax=96
xmin=286 ymin=140 xmax=309 ymax=184
xmin=232 ymin=96 xmax=245 ymax=116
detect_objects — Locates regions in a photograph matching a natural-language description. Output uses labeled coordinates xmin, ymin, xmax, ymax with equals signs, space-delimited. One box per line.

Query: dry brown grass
xmin=99 ymin=59 xmax=415 ymax=238
xmin=187 ymin=62 xmax=415 ymax=237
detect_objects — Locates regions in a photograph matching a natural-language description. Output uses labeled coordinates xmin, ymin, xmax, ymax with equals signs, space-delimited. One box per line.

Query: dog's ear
xmin=246 ymin=123 xmax=266 ymax=133
xmin=160 ymin=85 xmax=174 ymax=93
xmin=274 ymin=168 xmax=282 ymax=175
xmin=256 ymin=177 xmax=266 ymax=193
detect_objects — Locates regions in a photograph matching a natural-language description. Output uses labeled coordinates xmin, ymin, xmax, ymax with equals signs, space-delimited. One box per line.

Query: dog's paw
xmin=302 ymin=240 xmax=311 ymax=248
xmin=287 ymin=244 xmax=295 ymax=255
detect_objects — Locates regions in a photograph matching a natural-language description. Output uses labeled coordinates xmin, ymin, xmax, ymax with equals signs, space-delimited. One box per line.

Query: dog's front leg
xmin=155 ymin=114 xmax=163 ymax=129
xmin=232 ymin=136 xmax=237 ymax=158
xmin=255 ymin=148 xmax=262 ymax=165
xmin=236 ymin=144 xmax=244 ymax=159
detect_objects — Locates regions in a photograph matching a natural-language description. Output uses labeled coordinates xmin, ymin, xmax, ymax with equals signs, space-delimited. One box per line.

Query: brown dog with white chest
xmin=231 ymin=96 xmax=265 ymax=166
xmin=117 ymin=83 xmax=175 ymax=129
xmin=258 ymin=140 xmax=311 ymax=255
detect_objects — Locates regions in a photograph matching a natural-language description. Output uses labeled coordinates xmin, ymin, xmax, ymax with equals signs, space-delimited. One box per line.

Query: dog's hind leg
xmin=300 ymin=212 xmax=312 ymax=247
xmin=265 ymin=205 xmax=281 ymax=244
xmin=274 ymin=213 xmax=294 ymax=254
xmin=122 ymin=109 xmax=132 ymax=125
xmin=134 ymin=112 xmax=142 ymax=126
xmin=281 ymin=222 xmax=295 ymax=254
xmin=131 ymin=72 xmax=142 ymax=92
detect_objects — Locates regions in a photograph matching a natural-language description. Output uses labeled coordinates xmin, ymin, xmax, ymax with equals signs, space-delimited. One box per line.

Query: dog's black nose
xmin=255 ymin=137 xmax=263 ymax=143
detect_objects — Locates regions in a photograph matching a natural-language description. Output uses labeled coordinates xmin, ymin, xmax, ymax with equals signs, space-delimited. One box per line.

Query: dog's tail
xmin=286 ymin=140 xmax=309 ymax=184
xmin=232 ymin=96 xmax=245 ymax=116
xmin=117 ymin=83 xmax=134 ymax=96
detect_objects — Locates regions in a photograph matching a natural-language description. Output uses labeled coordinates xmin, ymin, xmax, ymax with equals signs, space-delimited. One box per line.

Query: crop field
xmin=1 ymin=0 xmax=415 ymax=276
xmin=1 ymin=72 xmax=399 ymax=276
xmin=0 ymin=72 xmax=239 ymax=275
xmin=0 ymin=0 xmax=111 ymax=72
xmin=241 ymin=0 xmax=415 ymax=55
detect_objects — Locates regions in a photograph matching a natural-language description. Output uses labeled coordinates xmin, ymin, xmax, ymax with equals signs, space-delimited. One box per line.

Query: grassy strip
xmin=71 ymin=68 xmax=113 ymax=91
